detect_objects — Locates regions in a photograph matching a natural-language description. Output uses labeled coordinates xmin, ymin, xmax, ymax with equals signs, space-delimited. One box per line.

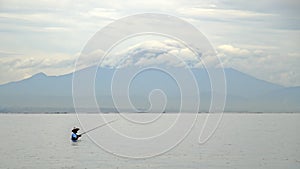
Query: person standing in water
xmin=71 ymin=127 xmax=81 ymax=141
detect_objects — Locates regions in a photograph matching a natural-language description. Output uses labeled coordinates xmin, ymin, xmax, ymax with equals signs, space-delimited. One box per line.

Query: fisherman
xmin=71 ymin=127 xmax=81 ymax=141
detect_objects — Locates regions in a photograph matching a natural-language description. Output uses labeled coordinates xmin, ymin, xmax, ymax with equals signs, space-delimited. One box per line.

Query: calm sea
xmin=0 ymin=113 xmax=299 ymax=169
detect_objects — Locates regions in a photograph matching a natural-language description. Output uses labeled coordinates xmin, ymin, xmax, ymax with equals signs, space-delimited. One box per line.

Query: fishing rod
xmin=79 ymin=119 xmax=118 ymax=135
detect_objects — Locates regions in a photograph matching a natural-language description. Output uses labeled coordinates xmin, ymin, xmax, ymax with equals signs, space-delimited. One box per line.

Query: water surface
xmin=0 ymin=113 xmax=299 ymax=169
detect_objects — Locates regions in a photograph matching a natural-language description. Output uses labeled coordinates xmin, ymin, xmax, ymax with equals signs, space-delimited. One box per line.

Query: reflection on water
xmin=71 ymin=140 xmax=81 ymax=147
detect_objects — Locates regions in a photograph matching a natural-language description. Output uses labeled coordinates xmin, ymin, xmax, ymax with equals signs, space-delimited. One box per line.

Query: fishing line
xmin=80 ymin=119 xmax=118 ymax=135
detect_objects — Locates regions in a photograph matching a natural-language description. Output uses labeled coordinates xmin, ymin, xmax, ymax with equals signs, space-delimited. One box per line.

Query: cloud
xmin=0 ymin=0 xmax=299 ymax=87
xmin=177 ymin=7 xmax=274 ymax=19
xmin=80 ymin=8 xmax=121 ymax=20
xmin=76 ymin=49 xmax=105 ymax=69
xmin=218 ymin=44 xmax=250 ymax=56
xmin=0 ymin=50 xmax=21 ymax=57
xmin=0 ymin=52 xmax=76 ymax=84
xmin=217 ymin=44 xmax=300 ymax=86
xmin=98 ymin=39 xmax=201 ymax=68
xmin=218 ymin=0 xmax=300 ymax=15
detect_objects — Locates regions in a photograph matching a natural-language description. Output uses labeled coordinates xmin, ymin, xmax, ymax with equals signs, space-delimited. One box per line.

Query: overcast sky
xmin=0 ymin=0 xmax=299 ymax=86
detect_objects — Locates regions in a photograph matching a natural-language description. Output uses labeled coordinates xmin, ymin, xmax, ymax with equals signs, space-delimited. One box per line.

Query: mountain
xmin=0 ymin=66 xmax=299 ymax=113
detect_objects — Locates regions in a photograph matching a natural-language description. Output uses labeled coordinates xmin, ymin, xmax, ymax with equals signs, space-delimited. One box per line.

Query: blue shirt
xmin=71 ymin=133 xmax=78 ymax=141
